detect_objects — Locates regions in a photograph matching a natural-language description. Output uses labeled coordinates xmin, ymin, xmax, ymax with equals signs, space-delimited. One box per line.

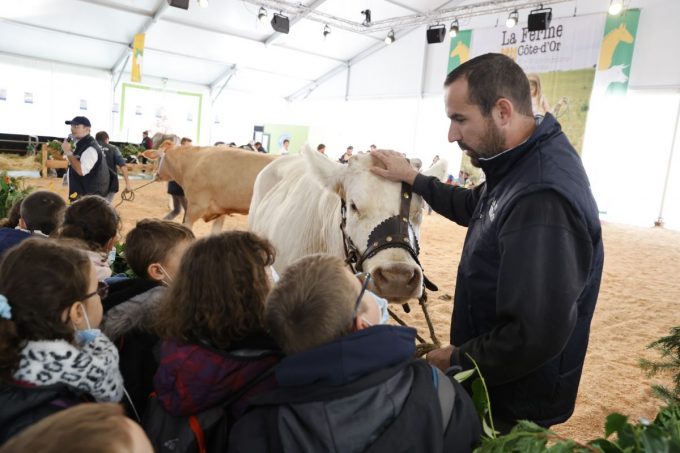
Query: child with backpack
xmin=0 ymin=239 xmax=123 ymax=445
xmin=101 ymin=219 xmax=195 ymax=418
xmin=144 ymin=231 xmax=282 ymax=452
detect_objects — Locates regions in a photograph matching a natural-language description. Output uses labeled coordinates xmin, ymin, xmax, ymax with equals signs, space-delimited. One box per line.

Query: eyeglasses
xmin=353 ymin=272 xmax=372 ymax=317
xmin=82 ymin=281 xmax=109 ymax=300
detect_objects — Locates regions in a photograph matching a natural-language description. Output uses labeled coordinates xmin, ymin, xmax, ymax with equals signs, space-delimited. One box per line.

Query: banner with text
xmin=448 ymin=14 xmax=606 ymax=156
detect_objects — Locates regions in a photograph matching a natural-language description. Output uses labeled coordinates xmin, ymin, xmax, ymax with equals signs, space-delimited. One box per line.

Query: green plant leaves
xmin=606 ymin=413 xmax=629 ymax=438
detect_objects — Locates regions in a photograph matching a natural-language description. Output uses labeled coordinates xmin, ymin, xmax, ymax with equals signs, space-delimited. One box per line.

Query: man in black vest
xmin=371 ymin=53 xmax=604 ymax=431
xmin=62 ymin=116 xmax=110 ymax=200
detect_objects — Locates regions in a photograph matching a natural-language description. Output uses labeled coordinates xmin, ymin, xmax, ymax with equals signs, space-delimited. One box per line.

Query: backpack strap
xmin=432 ymin=367 xmax=455 ymax=430
xmin=218 ymin=367 xmax=276 ymax=409
xmin=188 ymin=416 xmax=207 ymax=453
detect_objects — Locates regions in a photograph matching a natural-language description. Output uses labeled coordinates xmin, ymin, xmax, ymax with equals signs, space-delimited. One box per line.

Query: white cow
xmin=249 ymin=147 xmax=447 ymax=303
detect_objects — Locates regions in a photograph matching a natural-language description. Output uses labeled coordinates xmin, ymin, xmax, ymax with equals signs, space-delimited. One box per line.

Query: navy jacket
xmin=0 ymin=228 xmax=31 ymax=257
xmin=229 ymin=325 xmax=480 ymax=453
xmin=413 ymin=114 xmax=604 ymax=426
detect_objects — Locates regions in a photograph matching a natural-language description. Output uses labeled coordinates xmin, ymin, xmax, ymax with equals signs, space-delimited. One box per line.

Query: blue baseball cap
xmin=65 ymin=116 xmax=91 ymax=127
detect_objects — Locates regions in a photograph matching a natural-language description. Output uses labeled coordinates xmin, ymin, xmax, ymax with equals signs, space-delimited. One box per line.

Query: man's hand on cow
xmin=370 ymin=149 xmax=419 ymax=185
xmin=426 ymin=345 xmax=454 ymax=372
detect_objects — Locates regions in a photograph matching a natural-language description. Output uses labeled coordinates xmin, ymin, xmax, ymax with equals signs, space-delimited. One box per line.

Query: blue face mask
xmin=366 ymin=290 xmax=390 ymax=325
xmin=73 ymin=302 xmax=101 ymax=345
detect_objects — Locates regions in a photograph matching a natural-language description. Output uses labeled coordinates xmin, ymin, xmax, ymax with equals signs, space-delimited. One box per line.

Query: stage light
xmin=384 ymin=29 xmax=395 ymax=45
xmin=527 ymin=7 xmax=552 ymax=31
xmin=361 ymin=9 xmax=371 ymax=26
xmin=426 ymin=25 xmax=446 ymax=44
xmin=323 ymin=24 xmax=331 ymax=39
xmin=449 ymin=19 xmax=459 ymax=38
xmin=257 ymin=6 xmax=267 ymax=24
xmin=608 ymin=0 xmax=623 ymax=15
xmin=271 ymin=13 xmax=290 ymax=34
xmin=506 ymin=10 xmax=519 ymax=28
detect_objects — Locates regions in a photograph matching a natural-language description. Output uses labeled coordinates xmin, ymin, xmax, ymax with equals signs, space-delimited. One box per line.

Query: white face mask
xmin=367 ymin=290 xmax=389 ymax=325
xmin=157 ymin=264 xmax=174 ymax=286
xmin=106 ymin=248 xmax=117 ymax=266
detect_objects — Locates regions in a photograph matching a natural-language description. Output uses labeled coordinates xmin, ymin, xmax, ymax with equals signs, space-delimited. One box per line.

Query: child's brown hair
xmin=155 ymin=231 xmax=275 ymax=349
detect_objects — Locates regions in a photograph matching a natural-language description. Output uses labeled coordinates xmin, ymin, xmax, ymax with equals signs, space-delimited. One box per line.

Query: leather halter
xmin=339 ymin=182 xmax=438 ymax=293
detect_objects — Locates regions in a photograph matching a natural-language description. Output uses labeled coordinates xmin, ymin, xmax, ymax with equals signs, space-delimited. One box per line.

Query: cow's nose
xmin=372 ymin=263 xmax=420 ymax=298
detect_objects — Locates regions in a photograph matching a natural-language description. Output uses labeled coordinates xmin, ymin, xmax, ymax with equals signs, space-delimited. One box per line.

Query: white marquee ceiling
xmin=0 ymin=0 xmax=584 ymax=98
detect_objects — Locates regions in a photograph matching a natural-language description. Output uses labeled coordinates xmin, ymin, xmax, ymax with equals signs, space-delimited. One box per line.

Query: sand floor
xmin=27 ymin=176 xmax=680 ymax=442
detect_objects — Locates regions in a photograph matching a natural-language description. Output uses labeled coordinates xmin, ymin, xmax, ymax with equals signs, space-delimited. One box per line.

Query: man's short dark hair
xmin=317 ymin=144 xmax=325 ymax=151
xmin=283 ymin=139 xmax=290 ymax=144
xmin=95 ymin=131 xmax=109 ymax=142
xmin=125 ymin=219 xmax=195 ymax=279
xmin=19 ymin=191 xmax=66 ymax=234
xmin=444 ymin=53 xmax=533 ymax=117
xmin=180 ymin=137 xmax=192 ymax=145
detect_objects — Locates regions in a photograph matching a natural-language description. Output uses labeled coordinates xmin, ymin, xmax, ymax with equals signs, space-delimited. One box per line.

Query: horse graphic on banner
xmin=450 ymin=41 xmax=470 ymax=65
xmin=598 ymin=23 xmax=634 ymax=70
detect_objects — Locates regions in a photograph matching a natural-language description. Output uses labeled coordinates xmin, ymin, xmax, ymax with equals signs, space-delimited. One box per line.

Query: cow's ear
xmin=410 ymin=158 xmax=422 ymax=171
xmin=422 ymin=158 xmax=448 ymax=181
xmin=302 ymin=144 xmax=345 ymax=195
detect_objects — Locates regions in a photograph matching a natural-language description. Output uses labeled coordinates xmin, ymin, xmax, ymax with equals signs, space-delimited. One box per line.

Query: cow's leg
xmin=211 ymin=216 xmax=225 ymax=235
xmin=183 ymin=203 xmax=203 ymax=231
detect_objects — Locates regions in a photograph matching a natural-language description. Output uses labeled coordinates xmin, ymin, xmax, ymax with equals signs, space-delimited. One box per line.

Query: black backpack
xmin=142 ymin=367 xmax=274 ymax=453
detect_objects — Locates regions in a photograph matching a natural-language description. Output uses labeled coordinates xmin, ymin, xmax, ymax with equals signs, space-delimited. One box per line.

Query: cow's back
xmin=182 ymin=148 xmax=276 ymax=220
xmin=249 ymin=155 xmax=343 ymax=272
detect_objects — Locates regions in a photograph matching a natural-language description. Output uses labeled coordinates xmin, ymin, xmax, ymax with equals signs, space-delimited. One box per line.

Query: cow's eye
xmin=350 ymin=201 xmax=358 ymax=212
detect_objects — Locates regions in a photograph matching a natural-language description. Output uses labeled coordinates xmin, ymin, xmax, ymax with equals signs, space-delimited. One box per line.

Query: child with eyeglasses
xmin=0 ymin=238 xmax=123 ymax=445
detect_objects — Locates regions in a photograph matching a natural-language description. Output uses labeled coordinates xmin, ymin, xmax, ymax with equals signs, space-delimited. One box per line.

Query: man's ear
xmin=18 ymin=217 xmax=27 ymax=230
xmin=495 ymin=98 xmax=514 ymax=124
xmin=146 ymin=263 xmax=165 ymax=282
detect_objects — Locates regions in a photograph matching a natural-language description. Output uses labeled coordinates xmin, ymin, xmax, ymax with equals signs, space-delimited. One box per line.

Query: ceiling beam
xmin=264 ymin=0 xmax=329 ymax=46
xmin=383 ymin=0 xmax=425 ymax=14
xmin=111 ymin=1 xmax=170 ymax=75
xmin=285 ymin=0 xmax=456 ymax=102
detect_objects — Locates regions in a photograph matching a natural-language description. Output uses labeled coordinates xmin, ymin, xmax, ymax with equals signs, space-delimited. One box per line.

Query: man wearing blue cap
xmin=62 ymin=116 xmax=110 ymax=200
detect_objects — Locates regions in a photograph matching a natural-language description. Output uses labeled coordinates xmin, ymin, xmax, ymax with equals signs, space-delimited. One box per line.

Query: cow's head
xmin=147 ymin=140 xmax=177 ymax=181
xmin=303 ymin=147 xmax=447 ymax=303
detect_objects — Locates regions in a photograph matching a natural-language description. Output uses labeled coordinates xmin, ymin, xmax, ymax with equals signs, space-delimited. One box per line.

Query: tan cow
xmin=154 ymin=143 xmax=277 ymax=232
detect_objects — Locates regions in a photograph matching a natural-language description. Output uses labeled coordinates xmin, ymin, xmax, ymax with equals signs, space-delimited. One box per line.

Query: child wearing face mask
xmin=144 ymin=232 xmax=282 ymax=451
xmin=100 ymin=219 xmax=195 ymax=419
xmin=0 ymin=239 xmax=123 ymax=445
xmin=57 ymin=195 xmax=120 ymax=281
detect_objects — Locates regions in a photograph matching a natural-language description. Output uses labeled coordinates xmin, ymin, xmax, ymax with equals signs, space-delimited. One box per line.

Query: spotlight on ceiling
xmin=323 ymin=24 xmax=331 ymax=39
xmin=166 ymin=0 xmax=189 ymax=10
xmin=271 ymin=12 xmax=290 ymax=34
xmin=384 ymin=29 xmax=395 ymax=45
xmin=257 ymin=6 xmax=267 ymax=23
xmin=426 ymin=25 xmax=446 ymax=44
xmin=449 ymin=18 xmax=459 ymax=38
xmin=197 ymin=0 xmax=208 ymax=8
xmin=506 ymin=10 xmax=519 ymax=28
xmin=361 ymin=9 xmax=372 ymax=26
xmin=527 ymin=7 xmax=552 ymax=31
xmin=608 ymin=0 xmax=623 ymax=15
